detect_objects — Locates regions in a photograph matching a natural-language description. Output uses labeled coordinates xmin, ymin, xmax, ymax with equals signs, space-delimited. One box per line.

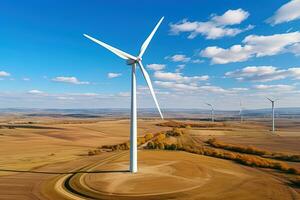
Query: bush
xmin=287 ymin=167 xmax=299 ymax=174
xmin=206 ymin=138 xmax=300 ymax=163
xmin=99 ymin=141 xmax=130 ymax=151
xmin=185 ymin=125 xmax=192 ymax=129
xmin=289 ymin=177 xmax=300 ymax=187
xmin=147 ymin=141 xmax=155 ymax=149
xmin=157 ymin=143 xmax=165 ymax=150
xmin=165 ymin=128 xmax=187 ymax=137
xmin=144 ymin=133 xmax=154 ymax=141
xmin=88 ymin=150 xmax=95 ymax=156
xmin=177 ymin=144 xmax=300 ymax=175
xmin=157 ymin=121 xmax=225 ymax=128
xmin=164 ymin=143 xmax=178 ymax=150
xmin=271 ymin=153 xmax=300 ymax=162
xmin=177 ymin=143 xmax=183 ymax=150
xmin=206 ymin=138 xmax=267 ymax=156
xmin=137 ymin=137 xmax=146 ymax=145
xmin=155 ymin=133 xmax=166 ymax=142
xmin=88 ymin=150 xmax=100 ymax=156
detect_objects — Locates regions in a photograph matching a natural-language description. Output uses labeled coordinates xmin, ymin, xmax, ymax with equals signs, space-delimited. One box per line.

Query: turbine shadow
xmin=0 ymin=169 xmax=130 ymax=175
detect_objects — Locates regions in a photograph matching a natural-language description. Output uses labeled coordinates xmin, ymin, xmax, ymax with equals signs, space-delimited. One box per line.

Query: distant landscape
xmin=1 ymin=107 xmax=300 ymax=119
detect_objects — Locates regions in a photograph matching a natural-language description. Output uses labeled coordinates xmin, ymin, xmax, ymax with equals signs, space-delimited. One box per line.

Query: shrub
xmin=144 ymin=133 xmax=154 ymax=141
xmin=170 ymin=144 xmax=177 ymax=150
xmin=177 ymin=143 xmax=183 ymax=150
xmin=147 ymin=141 xmax=155 ymax=149
xmin=287 ymin=167 xmax=299 ymax=174
xmin=137 ymin=137 xmax=146 ymax=145
xmin=157 ymin=121 xmax=225 ymax=128
xmin=99 ymin=141 xmax=130 ymax=151
xmin=88 ymin=150 xmax=100 ymax=156
xmin=178 ymin=144 xmax=300 ymax=175
xmin=206 ymin=138 xmax=300 ymax=163
xmin=155 ymin=133 xmax=166 ymax=142
xmin=206 ymin=138 xmax=267 ymax=156
xmin=271 ymin=153 xmax=300 ymax=162
xmin=157 ymin=142 xmax=165 ymax=150
xmin=289 ymin=177 xmax=300 ymax=187
xmin=165 ymin=128 xmax=187 ymax=137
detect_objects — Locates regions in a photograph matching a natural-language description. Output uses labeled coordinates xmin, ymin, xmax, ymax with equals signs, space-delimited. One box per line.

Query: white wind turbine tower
xmin=239 ymin=100 xmax=243 ymax=123
xmin=267 ymin=97 xmax=277 ymax=132
xmin=205 ymin=103 xmax=214 ymax=122
xmin=83 ymin=17 xmax=164 ymax=173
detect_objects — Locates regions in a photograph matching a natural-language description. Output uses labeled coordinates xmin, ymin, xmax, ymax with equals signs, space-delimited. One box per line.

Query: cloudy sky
xmin=1 ymin=0 xmax=300 ymax=110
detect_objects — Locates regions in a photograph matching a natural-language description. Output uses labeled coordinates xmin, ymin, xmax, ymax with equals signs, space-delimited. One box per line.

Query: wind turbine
xmin=239 ymin=100 xmax=243 ymax=123
xmin=267 ymin=97 xmax=277 ymax=132
xmin=205 ymin=103 xmax=214 ymax=122
xmin=83 ymin=17 xmax=164 ymax=173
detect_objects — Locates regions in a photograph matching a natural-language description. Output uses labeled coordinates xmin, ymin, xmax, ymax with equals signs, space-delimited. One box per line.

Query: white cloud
xmin=154 ymin=71 xmax=209 ymax=83
xmin=22 ymin=78 xmax=30 ymax=81
xmin=201 ymin=31 xmax=300 ymax=64
xmin=28 ymin=90 xmax=44 ymax=95
xmin=166 ymin=54 xmax=191 ymax=62
xmin=146 ymin=64 xmax=166 ymax=71
xmin=199 ymin=85 xmax=229 ymax=93
xmin=231 ymin=87 xmax=249 ymax=91
xmin=0 ymin=71 xmax=10 ymax=77
xmin=107 ymin=73 xmax=122 ymax=78
xmin=175 ymin=64 xmax=185 ymax=72
xmin=289 ymin=42 xmax=300 ymax=55
xmin=254 ymin=84 xmax=295 ymax=91
xmin=170 ymin=9 xmax=252 ymax=39
xmin=211 ymin=9 xmax=249 ymax=25
xmin=191 ymin=59 xmax=204 ymax=64
xmin=225 ymin=66 xmax=300 ymax=82
xmin=70 ymin=93 xmax=99 ymax=97
xmin=267 ymin=0 xmax=300 ymax=25
xmin=52 ymin=76 xmax=90 ymax=85
xmin=155 ymin=81 xmax=199 ymax=90
xmin=57 ymin=96 xmax=74 ymax=100
xmin=155 ymin=80 xmax=245 ymax=94
xmin=118 ymin=92 xmax=131 ymax=97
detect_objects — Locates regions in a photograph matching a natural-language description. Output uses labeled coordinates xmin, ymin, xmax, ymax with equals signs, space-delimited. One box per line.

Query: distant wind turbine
xmin=84 ymin=17 xmax=164 ymax=173
xmin=239 ymin=100 xmax=243 ymax=123
xmin=205 ymin=103 xmax=214 ymax=122
xmin=267 ymin=97 xmax=277 ymax=132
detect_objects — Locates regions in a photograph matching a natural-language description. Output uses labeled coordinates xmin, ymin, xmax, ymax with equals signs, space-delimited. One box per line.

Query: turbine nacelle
xmin=126 ymin=57 xmax=142 ymax=65
xmin=126 ymin=59 xmax=136 ymax=65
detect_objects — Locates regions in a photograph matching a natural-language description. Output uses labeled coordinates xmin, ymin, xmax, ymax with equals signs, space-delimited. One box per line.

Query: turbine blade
xmin=205 ymin=103 xmax=212 ymax=107
xmin=83 ymin=34 xmax=136 ymax=60
xmin=138 ymin=17 xmax=164 ymax=58
xmin=138 ymin=61 xmax=163 ymax=119
xmin=266 ymin=97 xmax=273 ymax=102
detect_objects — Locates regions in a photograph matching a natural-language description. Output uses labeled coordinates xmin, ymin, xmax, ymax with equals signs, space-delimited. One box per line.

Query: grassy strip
xmin=157 ymin=121 xmax=225 ymax=128
xmin=88 ymin=133 xmax=156 ymax=155
xmin=146 ymin=141 xmax=300 ymax=175
xmin=206 ymin=138 xmax=300 ymax=162
xmin=180 ymin=145 xmax=300 ymax=175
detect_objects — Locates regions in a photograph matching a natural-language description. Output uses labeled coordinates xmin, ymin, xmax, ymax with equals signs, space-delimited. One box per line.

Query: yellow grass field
xmin=0 ymin=116 xmax=299 ymax=199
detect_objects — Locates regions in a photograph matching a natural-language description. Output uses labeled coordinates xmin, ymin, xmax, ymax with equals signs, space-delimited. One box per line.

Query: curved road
xmin=53 ymin=151 xmax=129 ymax=200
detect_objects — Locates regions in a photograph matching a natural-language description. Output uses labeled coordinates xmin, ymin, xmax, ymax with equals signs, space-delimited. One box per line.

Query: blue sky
xmin=0 ymin=0 xmax=300 ymax=109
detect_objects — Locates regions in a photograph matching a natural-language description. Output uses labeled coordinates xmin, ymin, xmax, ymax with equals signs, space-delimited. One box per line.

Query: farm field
xmin=0 ymin=116 xmax=299 ymax=199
